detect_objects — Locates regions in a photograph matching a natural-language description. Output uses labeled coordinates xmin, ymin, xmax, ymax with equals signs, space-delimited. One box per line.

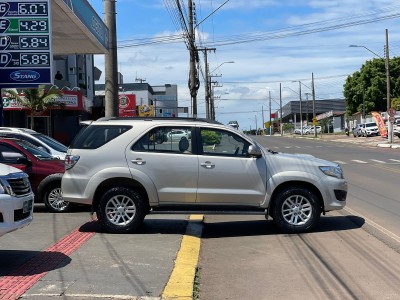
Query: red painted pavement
xmin=0 ymin=222 xmax=96 ymax=300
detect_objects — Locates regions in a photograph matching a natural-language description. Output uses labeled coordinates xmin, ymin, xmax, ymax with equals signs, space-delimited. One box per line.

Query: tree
xmin=343 ymin=57 xmax=400 ymax=116
xmin=391 ymin=97 xmax=400 ymax=110
xmin=4 ymin=85 xmax=64 ymax=130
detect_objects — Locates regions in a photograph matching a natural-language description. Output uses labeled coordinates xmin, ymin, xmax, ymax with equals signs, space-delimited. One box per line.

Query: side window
xmin=200 ymin=128 xmax=250 ymax=157
xmin=132 ymin=126 xmax=192 ymax=154
xmin=0 ymin=144 xmax=25 ymax=163
xmin=70 ymin=125 xmax=131 ymax=149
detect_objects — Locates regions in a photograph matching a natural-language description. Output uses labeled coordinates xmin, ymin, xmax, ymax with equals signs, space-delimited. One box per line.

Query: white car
xmin=304 ymin=126 xmax=322 ymax=134
xmin=0 ymin=163 xmax=34 ymax=237
xmin=62 ymin=117 xmax=347 ymax=234
xmin=167 ymin=130 xmax=189 ymax=141
xmin=0 ymin=127 xmax=67 ymax=159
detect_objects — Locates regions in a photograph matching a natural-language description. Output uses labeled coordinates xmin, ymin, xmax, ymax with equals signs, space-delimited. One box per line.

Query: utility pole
xmin=385 ymin=29 xmax=393 ymax=144
xmin=198 ymin=47 xmax=216 ymax=119
xmin=298 ymin=81 xmax=303 ymax=136
xmin=269 ymin=91 xmax=272 ymax=136
xmin=210 ymin=80 xmax=222 ymax=120
xmin=312 ymin=73 xmax=317 ymax=138
xmin=279 ymin=83 xmax=283 ymax=136
xmin=104 ymin=0 xmax=119 ymax=118
xmin=188 ymin=0 xmax=199 ymax=117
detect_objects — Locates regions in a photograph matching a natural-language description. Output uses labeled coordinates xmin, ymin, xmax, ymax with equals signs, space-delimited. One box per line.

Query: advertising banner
xmin=372 ymin=111 xmax=387 ymax=138
xmin=119 ymin=94 xmax=136 ymax=117
xmin=138 ymin=105 xmax=154 ymax=117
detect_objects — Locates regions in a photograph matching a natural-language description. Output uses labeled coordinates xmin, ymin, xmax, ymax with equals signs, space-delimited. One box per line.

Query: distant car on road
xmin=167 ymin=130 xmax=189 ymax=141
xmin=352 ymin=124 xmax=363 ymax=137
xmin=0 ymin=138 xmax=69 ymax=212
xmin=294 ymin=126 xmax=309 ymax=135
xmin=227 ymin=121 xmax=239 ymax=130
xmin=304 ymin=126 xmax=321 ymax=135
xmin=360 ymin=122 xmax=379 ymax=137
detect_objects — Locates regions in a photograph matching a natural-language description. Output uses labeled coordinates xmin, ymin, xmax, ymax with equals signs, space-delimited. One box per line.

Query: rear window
xmin=365 ymin=123 xmax=377 ymax=128
xmin=70 ymin=125 xmax=132 ymax=149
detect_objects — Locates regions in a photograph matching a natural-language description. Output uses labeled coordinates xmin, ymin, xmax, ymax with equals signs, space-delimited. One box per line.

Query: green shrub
xmin=202 ymin=130 xmax=221 ymax=145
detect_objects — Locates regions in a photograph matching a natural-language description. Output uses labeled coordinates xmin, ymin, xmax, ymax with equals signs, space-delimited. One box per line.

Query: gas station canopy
xmin=52 ymin=0 xmax=109 ymax=55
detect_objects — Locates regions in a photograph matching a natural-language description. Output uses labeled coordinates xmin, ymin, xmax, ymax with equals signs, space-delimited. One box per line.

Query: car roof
xmin=0 ymin=127 xmax=37 ymax=134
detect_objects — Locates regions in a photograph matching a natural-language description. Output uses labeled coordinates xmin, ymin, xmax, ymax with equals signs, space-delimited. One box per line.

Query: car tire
xmin=97 ymin=187 xmax=146 ymax=233
xmin=44 ymin=182 xmax=71 ymax=213
xmin=271 ymin=186 xmax=321 ymax=233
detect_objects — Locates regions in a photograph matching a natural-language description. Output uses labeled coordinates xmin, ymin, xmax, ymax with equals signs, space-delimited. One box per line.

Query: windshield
xmin=32 ymin=133 xmax=68 ymax=152
xmin=15 ymin=140 xmax=55 ymax=160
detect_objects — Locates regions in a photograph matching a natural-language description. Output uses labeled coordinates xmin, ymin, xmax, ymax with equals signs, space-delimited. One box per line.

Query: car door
xmin=126 ymin=125 xmax=198 ymax=204
xmin=196 ymin=127 xmax=267 ymax=205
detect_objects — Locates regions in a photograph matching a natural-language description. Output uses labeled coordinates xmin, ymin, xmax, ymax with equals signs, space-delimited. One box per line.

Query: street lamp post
xmin=349 ymin=33 xmax=393 ymax=143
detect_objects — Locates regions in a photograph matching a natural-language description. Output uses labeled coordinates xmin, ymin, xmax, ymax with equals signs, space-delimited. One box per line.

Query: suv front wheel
xmin=271 ymin=186 xmax=321 ymax=233
xmin=97 ymin=187 xmax=146 ymax=233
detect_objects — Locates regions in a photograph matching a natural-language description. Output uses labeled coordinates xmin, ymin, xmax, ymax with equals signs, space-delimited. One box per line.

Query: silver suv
xmin=62 ymin=118 xmax=347 ymax=234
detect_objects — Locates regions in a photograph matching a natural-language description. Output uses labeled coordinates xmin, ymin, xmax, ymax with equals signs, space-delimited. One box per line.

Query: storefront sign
xmin=138 ymin=105 xmax=154 ymax=117
xmin=2 ymin=90 xmax=83 ymax=110
xmin=0 ymin=0 xmax=52 ymax=85
xmin=119 ymin=94 xmax=136 ymax=117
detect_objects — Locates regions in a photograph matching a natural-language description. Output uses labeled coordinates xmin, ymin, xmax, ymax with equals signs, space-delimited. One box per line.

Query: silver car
xmin=62 ymin=118 xmax=347 ymax=234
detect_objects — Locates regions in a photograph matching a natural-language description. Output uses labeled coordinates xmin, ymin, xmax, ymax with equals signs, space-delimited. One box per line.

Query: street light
xmin=208 ymin=61 xmax=235 ymax=120
xmin=284 ymin=85 xmax=303 ymax=135
xmin=210 ymin=61 xmax=235 ymax=73
xmin=349 ymin=45 xmax=383 ymax=59
xmin=349 ymin=32 xmax=393 ymax=143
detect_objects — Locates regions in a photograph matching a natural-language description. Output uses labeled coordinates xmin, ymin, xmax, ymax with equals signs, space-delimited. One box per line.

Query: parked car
xmin=0 ymin=138 xmax=69 ymax=212
xmin=62 ymin=117 xmax=347 ymax=234
xmin=352 ymin=124 xmax=363 ymax=137
xmin=294 ymin=126 xmax=309 ymax=135
xmin=304 ymin=126 xmax=322 ymax=134
xmin=166 ymin=129 xmax=190 ymax=141
xmin=0 ymin=163 xmax=34 ymax=237
xmin=0 ymin=127 xmax=68 ymax=160
xmin=360 ymin=122 xmax=379 ymax=137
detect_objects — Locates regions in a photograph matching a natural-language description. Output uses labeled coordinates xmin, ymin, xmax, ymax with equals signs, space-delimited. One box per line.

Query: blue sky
xmin=88 ymin=0 xmax=400 ymax=131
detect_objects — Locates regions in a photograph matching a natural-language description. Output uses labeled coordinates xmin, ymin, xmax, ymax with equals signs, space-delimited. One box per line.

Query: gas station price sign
xmin=0 ymin=0 xmax=52 ymax=85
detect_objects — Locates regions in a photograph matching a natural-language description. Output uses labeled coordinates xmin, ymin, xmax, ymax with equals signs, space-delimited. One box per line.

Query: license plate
xmin=23 ymin=199 xmax=33 ymax=213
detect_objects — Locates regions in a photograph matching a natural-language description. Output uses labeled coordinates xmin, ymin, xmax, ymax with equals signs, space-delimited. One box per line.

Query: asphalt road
xmin=198 ymin=135 xmax=400 ymax=300
xmin=1 ymin=134 xmax=399 ymax=299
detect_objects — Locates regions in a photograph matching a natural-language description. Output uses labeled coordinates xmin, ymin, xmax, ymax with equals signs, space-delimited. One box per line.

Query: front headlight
xmin=319 ymin=166 xmax=344 ymax=179
xmin=0 ymin=179 xmax=12 ymax=195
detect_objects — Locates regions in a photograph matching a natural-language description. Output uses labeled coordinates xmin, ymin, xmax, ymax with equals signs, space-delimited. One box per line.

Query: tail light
xmin=65 ymin=155 xmax=80 ymax=170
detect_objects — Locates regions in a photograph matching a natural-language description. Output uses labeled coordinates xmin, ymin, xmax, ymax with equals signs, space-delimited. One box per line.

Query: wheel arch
xmin=37 ymin=173 xmax=63 ymax=202
xmin=268 ymin=181 xmax=324 ymax=217
xmin=92 ymin=177 xmax=151 ymax=213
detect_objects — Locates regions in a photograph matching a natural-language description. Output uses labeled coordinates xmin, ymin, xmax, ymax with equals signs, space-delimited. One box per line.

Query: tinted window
xmin=32 ymin=133 xmax=68 ymax=152
xmin=70 ymin=125 xmax=132 ymax=149
xmin=200 ymin=128 xmax=250 ymax=157
xmin=132 ymin=126 xmax=192 ymax=154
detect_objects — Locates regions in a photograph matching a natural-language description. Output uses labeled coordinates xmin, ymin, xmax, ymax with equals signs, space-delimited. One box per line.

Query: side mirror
xmin=247 ymin=145 xmax=262 ymax=158
xmin=16 ymin=157 xmax=32 ymax=166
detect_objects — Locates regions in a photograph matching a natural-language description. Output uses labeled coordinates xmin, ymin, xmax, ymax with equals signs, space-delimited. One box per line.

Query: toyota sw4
xmin=62 ymin=117 xmax=347 ymax=234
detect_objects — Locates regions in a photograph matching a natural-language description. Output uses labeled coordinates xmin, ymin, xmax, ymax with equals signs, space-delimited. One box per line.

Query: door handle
xmin=131 ymin=158 xmax=146 ymax=165
xmin=201 ymin=161 xmax=215 ymax=169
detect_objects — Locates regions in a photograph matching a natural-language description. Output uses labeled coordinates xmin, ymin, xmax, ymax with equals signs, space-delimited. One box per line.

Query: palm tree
xmin=4 ymin=85 xmax=64 ymax=130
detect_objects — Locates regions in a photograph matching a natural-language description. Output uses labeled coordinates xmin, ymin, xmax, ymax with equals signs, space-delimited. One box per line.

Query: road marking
xmin=0 ymin=222 xmax=96 ymax=300
xmin=370 ymin=159 xmax=386 ymax=163
xmin=344 ymin=207 xmax=400 ymax=244
xmin=333 ymin=161 xmax=347 ymax=164
xmin=162 ymin=215 xmax=204 ymax=299
xmin=351 ymin=160 xmax=368 ymax=164
xmin=389 ymin=159 xmax=400 ymax=163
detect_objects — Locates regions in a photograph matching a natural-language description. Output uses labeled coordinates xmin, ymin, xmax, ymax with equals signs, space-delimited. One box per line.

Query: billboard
xmin=138 ymin=105 xmax=154 ymax=117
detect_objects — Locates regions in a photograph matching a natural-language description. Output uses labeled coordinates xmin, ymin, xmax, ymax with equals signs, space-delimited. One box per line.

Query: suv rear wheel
xmin=44 ymin=183 xmax=71 ymax=213
xmin=272 ymin=186 xmax=321 ymax=233
xmin=97 ymin=187 xmax=146 ymax=233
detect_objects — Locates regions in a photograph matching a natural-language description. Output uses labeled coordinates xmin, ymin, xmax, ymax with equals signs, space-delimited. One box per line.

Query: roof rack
xmin=95 ymin=117 xmax=223 ymax=125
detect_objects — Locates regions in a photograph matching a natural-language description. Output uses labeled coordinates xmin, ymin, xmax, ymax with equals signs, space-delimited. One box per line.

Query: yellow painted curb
xmin=162 ymin=214 xmax=204 ymax=300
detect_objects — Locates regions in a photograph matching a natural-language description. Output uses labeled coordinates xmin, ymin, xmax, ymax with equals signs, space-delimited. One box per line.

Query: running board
xmin=150 ymin=206 xmax=268 ymax=215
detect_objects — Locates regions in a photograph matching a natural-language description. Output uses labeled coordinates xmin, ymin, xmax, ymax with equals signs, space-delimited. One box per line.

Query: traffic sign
xmin=388 ymin=107 xmax=396 ymax=118
xmin=0 ymin=0 xmax=52 ymax=86
xmin=389 ymin=116 xmax=395 ymax=123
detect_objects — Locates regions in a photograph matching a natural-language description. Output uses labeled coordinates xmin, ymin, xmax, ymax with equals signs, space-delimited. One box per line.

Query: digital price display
xmin=17 ymin=2 xmax=48 ymax=16
xmin=0 ymin=0 xmax=52 ymax=85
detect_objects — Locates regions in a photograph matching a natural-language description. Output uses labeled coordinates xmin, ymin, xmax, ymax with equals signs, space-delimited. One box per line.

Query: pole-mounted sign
xmin=0 ymin=0 xmax=52 ymax=86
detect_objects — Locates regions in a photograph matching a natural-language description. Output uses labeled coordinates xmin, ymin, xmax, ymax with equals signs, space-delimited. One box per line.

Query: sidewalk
xmin=290 ymin=133 xmax=400 ymax=149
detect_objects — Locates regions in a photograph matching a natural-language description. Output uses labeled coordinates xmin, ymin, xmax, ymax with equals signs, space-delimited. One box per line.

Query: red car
xmin=0 ymin=138 xmax=70 ymax=212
